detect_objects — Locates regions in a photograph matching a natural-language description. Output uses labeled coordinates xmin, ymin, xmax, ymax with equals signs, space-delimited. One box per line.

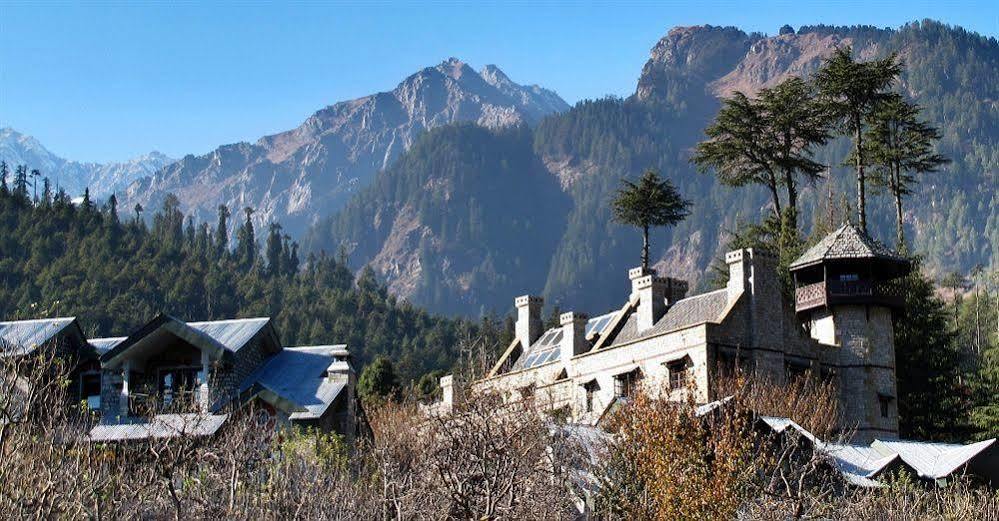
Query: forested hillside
xmin=307 ymin=124 xmax=570 ymax=316
xmin=0 ymin=174 xmax=505 ymax=381
xmin=310 ymin=20 xmax=997 ymax=317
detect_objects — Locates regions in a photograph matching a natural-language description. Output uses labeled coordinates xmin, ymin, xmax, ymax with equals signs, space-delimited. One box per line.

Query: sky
xmin=2 ymin=1 xmax=997 ymax=163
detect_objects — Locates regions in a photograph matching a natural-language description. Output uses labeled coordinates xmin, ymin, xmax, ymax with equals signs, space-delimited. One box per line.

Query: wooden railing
xmin=795 ymin=280 xmax=904 ymax=312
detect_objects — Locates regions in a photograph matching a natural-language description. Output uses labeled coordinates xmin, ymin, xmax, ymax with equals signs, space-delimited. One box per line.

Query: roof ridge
xmin=0 ymin=317 xmax=76 ymax=324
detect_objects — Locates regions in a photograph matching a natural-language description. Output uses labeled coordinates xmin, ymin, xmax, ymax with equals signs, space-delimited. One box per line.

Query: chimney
xmin=560 ymin=312 xmax=589 ymax=362
xmin=631 ymin=268 xmax=668 ymax=332
xmin=726 ymin=249 xmax=751 ymax=305
xmin=439 ymin=375 xmax=454 ymax=406
xmin=515 ymin=295 xmax=544 ymax=348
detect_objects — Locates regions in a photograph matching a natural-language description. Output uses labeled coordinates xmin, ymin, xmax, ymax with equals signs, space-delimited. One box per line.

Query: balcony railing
xmin=795 ymin=280 xmax=904 ymax=312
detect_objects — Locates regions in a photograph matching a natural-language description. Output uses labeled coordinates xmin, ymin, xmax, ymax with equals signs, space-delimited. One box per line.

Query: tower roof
xmin=790 ymin=223 xmax=909 ymax=271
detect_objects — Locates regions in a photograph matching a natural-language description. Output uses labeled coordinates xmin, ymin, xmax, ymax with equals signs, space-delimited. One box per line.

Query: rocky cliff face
xmin=0 ymin=128 xmax=173 ymax=198
xmin=123 ymin=59 xmax=569 ymax=235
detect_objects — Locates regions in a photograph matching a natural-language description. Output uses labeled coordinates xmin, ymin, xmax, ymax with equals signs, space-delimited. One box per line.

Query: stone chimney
xmin=560 ymin=312 xmax=589 ymax=363
xmin=725 ymin=249 xmax=752 ymax=305
xmin=439 ymin=375 xmax=454 ymax=407
xmin=630 ymin=268 xmax=668 ymax=332
xmin=515 ymin=295 xmax=544 ymax=348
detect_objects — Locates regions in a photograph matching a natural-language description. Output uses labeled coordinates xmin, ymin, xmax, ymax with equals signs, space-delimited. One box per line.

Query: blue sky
xmin=2 ymin=1 xmax=997 ymax=163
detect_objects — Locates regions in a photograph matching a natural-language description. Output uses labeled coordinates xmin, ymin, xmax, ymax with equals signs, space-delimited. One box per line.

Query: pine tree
xmin=266 ymin=222 xmax=283 ymax=277
xmin=357 ymin=355 xmax=401 ymax=402
xmin=694 ymin=77 xmax=830 ymax=229
xmin=814 ymin=46 xmax=902 ymax=233
xmin=104 ymin=193 xmax=119 ymax=223
xmin=693 ymin=91 xmax=783 ymax=219
xmin=215 ymin=204 xmax=230 ymax=259
xmin=895 ymin=261 xmax=970 ymax=440
xmin=236 ymin=207 xmax=256 ymax=268
xmin=611 ymin=169 xmax=692 ymax=271
xmin=13 ymin=165 xmax=29 ymax=200
xmin=30 ymin=169 xmax=41 ymax=203
xmin=0 ymin=161 xmax=8 ymax=195
xmin=865 ymin=94 xmax=949 ymax=248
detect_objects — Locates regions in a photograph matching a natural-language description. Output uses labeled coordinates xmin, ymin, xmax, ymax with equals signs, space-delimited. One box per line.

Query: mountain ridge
xmin=310 ymin=20 xmax=998 ymax=316
xmin=123 ymin=59 xmax=569 ymax=236
xmin=0 ymin=127 xmax=173 ymax=198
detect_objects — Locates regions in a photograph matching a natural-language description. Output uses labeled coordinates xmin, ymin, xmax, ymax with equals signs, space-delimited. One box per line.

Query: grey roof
xmin=609 ymin=289 xmax=729 ymax=346
xmin=790 ymin=223 xmax=908 ymax=270
xmin=187 ymin=318 xmax=272 ymax=353
xmin=89 ymin=337 xmax=128 ymax=355
xmin=872 ymin=438 xmax=997 ymax=480
xmin=0 ymin=317 xmax=78 ymax=356
xmin=241 ymin=345 xmax=349 ymax=420
xmin=88 ymin=414 xmax=228 ymax=442
xmin=754 ymin=412 xmax=998 ymax=486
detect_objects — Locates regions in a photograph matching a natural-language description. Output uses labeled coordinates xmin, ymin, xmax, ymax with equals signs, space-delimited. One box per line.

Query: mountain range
xmin=3 ymin=20 xmax=995 ymax=318
xmin=121 ymin=59 xmax=568 ymax=234
xmin=0 ymin=128 xmax=173 ymax=199
xmin=309 ymin=21 xmax=997 ymax=316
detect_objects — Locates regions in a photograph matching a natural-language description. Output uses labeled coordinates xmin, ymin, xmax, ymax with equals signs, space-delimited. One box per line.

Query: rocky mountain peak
xmin=123 ymin=60 xmax=569 ymax=238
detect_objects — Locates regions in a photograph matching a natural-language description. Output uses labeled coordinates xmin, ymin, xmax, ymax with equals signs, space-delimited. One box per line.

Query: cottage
xmin=90 ymin=314 xmax=358 ymax=442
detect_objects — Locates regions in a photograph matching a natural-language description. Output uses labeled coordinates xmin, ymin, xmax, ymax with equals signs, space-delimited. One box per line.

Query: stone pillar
xmin=119 ymin=361 xmax=131 ymax=418
xmin=515 ymin=295 xmax=544 ymax=348
xmin=560 ymin=312 xmax=589 ymax=364
xmin=199 ymin=349 xmax=211 ymax=412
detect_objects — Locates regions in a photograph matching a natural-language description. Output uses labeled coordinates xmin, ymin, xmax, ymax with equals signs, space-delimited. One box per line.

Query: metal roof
xmin=0 ymin=317 xmax=79 ymax=356
xmin=754 ymin=413 xmax=998 ymax=485
xmin=872 ymin=438 xmax=997 ymax=480
xmin=790 ymin=223 xmax=909 ymax=270
xmin=241 ymin=345 xmax=349 ymax=420
xmin=87 ymin=414 xmax=228 ymax=442
xmin=89 ymin=337 xmax=128 ymax=355
xmin=187 ymin=318 xmax=272 ymax=353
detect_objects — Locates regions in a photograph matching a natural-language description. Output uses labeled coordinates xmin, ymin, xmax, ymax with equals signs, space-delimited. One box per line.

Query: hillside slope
xmin=313 ymin=21 xmax=998 ymax=316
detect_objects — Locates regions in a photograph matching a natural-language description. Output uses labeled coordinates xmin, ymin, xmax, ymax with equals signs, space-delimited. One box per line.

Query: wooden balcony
xmin=794 ymin=280 xmax=904 ymax=313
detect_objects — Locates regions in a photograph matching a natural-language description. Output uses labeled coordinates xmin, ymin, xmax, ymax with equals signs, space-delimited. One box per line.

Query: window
xmin=879 ymin=394 xmax=893 ymax=418
xmin=583 ymin=380 xmax=600 ymax=412
xmin=667 ymin=358 xmax=691 ymax=391
xmin=79 ymin=372 xmax=101 ymax=410
xmin=716 ymin=350 xmax=749 ymax=377
xmin=614 ymin=369 xmax=642 ymax=399
xmin=518 ymin=384 xmax=535 ymax=400
xmin=839 ymin=273 xmax=859 ymax=282
xmin=785 ymin=359 xmax=810 ymax=381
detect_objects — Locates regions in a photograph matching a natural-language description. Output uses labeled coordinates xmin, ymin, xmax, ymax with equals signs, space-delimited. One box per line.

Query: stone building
xmin=452 ymin=224 xmax=911 ymax=443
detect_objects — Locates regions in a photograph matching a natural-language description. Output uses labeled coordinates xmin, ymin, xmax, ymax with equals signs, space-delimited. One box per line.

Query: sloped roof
xmin=790 ymin=223 xmax=909 ymax=270
xmin=89 ymin=337 xmax=128 ymax=355
xmin=187 ymin=318 xmax=272 ymax=352
xmin=753 ymin=412 xmax=998 ymax=486
xmin=101 ymin=315 xmax=276 ymax=364
xmin=608 ymin=289 xmax=729 ymax=347
xmin=0 ymin=317 xmax=81 ymax=357
xmin=240 ymin=345 xmax=350 ymax=420
xmin=511 ymin=313 xmax=619 ymax=371
xmin=872 ymin=438 xmax=997 ymax=480
xmin=87 ymin=413 xmax=228 ymax=442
